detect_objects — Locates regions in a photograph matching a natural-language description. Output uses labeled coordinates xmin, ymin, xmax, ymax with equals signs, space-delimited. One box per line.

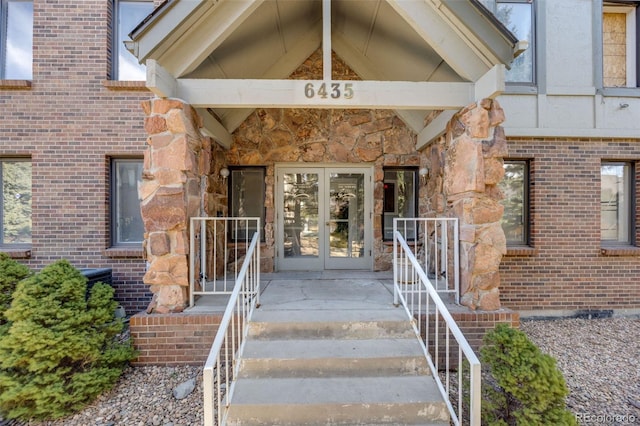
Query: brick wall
xmin=130 ymin=311 xmax=223 ymax=365
xmin=420 ymin=309 xmax=520 ymax=368
xmin=0 ymin=0 xmax=159 ymax=314
xmin=500 ymin=138 xmax=640 ymax=312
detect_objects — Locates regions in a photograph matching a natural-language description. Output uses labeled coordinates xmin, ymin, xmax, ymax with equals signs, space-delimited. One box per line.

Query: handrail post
xmin=393 ymin=219 xmax=399 ymax=306
xmin=189 ymin=217 xmax=195 ymax=307
xmin=392 ymin=218 xmax=479 ymax=426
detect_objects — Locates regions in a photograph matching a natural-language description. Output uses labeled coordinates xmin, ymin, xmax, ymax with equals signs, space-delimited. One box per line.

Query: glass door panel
xmin=328 ymin=173 xmax=365 ymax=259
xmin=277 ymin=168 xmax=324 ymax=271
xmin=283 ymin=172 xmax=319 ymax=258
xmin=324 ymin=169 xmax=371 ymax=270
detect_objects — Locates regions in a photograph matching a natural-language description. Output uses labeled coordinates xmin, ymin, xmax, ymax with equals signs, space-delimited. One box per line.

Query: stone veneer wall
xmin=228 ymin=107 xmax=422 ymax=272
xmin=139 ymin=99 xmax=227 ymax=313
xmin=423 ymin=100 xmax=508 ymax=310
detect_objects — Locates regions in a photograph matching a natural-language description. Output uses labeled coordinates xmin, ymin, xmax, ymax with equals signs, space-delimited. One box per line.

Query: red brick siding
xmin=0 ymin=0 xmax=160 ymax=313
xmin=420 ymin=311 xmax=520 ymax=368
xmin=130 ymin=312 xmax=222 ymax=365
xmin=500 ymin=138 xmax=640 ymax=312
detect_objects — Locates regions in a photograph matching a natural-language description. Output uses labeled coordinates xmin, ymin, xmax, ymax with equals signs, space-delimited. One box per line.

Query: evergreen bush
xmin=0 ymin=259 xmax=136 ymax=420
xmin=0 ymin=253 xmax=31 ymax=335
xmin=480 ymin=323 xmax=576 ymax=425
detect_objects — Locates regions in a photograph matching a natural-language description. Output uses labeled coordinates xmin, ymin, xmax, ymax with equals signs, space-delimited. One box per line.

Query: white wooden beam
xmin=386 ymin=0 xmax=490 ymax=81
xmin=175 ymin=79 xmax=474 ymax=110
xmin=161 ymin=0 xmax=265 ymax=78
xmin=474 ymin=64 xmax=505 ymax=101
xmin=416 ymin=110 xmax=456 ymax=149
xmin=322 ymin=0 xmax=332 ymax=81
xmin=146 ymin=59 xmax=177 ymax=98
xmin=195 ymin=108 xmax=233 ymax=149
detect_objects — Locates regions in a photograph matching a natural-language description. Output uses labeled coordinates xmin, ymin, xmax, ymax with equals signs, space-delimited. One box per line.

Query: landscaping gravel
xmin=521 ymin=317 xmax=640 ymax=425
xmin=1 ymin=365 xmax=204 ymax=426
xmin=1 ymin=317 xmax=638 ymax=425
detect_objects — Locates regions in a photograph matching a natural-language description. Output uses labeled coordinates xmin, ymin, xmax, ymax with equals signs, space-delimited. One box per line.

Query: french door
xmin=276 ymin=166 xmax=372 ymax=271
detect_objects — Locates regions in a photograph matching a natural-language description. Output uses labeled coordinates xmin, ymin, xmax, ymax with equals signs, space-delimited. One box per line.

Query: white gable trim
xmin=159 ymin=0 xmax=266 ymax=78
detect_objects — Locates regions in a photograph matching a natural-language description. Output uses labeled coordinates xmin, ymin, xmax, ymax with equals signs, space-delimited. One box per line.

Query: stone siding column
xmin=425 ymin=99 xmax=507 ymax=311
xmin=139 ymin=99 xmax=211 ymax=313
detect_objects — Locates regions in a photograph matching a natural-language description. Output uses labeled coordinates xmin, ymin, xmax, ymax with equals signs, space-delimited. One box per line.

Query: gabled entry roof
xmin=127 ymin=0 xmax=522 ymax=148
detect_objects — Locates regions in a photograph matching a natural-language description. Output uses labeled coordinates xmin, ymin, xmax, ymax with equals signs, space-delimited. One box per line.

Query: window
xmin=111 ymin=159 xmax=143 ymax=246
xmin=113 ymin=0 xmax=153 ymax=80
xmin=382 ymin=168 xmax=418 ymax=240
xmin=494 ymin=0 xmax=536 ymax=85
xmin=499 ymin=160 xmax=529 ymax=245
xmin=602 ymin=2 xmax=638 ymax=88
xmin=230 ymin=167 xmax=265 ymax=240
xmin=0 ymin=0 xmax=33 ymax=80
xmin=0 ymin=159 xmax=31 ymax=246
xmin=601 ymin=162 xmax=634 ymax=244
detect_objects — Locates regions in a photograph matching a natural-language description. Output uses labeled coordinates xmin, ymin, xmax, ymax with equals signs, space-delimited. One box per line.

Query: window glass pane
xmin=3 ymin=0 xmax=33 ymax=79
xmin=2 ymin=160 xmax=31 ymax=244
xmin=383 ymin=169 xmax=417 ymax=240
xmin=117 ymin=1 xmax=153 ymax=80
xmin=114 ymin=160 xmax=143 ymax=244
xmin=499 ymin=162 xmax=526 ymax=244
xmin=497 ymin=2 xmax=534 ymax=84
xmin=601 ymin=163 xmax=631 ymax=243
xmin=231 ymin=168 xmax=265 ymax=240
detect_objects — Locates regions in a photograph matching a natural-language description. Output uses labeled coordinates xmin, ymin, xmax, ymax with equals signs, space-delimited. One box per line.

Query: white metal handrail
xmin=393 ymin=218 xmax=480 ymax=426
xmin=393 ymin=217 xmax=459 ymax=302
xmin=202 ymin=229 xmax=260 ymax=426
xmin=190 ymin=217 xmax=260 ymax=306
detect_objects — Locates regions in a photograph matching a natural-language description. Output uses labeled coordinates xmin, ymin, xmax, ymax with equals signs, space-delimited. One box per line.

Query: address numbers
xmin=304 ymin=82 xmax=354 ymax=100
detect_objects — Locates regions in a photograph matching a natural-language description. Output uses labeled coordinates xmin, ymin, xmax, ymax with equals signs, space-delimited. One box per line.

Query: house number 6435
xmin=304 ymin=82 xmax=354 ymax=99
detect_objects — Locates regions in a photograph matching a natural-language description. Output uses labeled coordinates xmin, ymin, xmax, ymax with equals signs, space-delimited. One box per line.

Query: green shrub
xmin=0 ymin=253 xmax=31 ymax=335
xmin=480 ymin=323 xmax=576 ymax=426
xmin=0 ymin=259 xmax=136 ymax=420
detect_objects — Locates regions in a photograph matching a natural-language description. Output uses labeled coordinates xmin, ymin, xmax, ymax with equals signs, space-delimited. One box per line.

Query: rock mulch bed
xmin=521 ymin=317 xmax=640 ymax=424
xmin=2 ymin=317 xmax=638 ymax=425
xmin=1 ymin=366 xmax=204 ymax=426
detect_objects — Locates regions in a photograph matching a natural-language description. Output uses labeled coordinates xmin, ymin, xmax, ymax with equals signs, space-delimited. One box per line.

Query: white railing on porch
xmin=393 ymin=218 xmax=481 ymax=426
xmin=200 ymin=222 xmax=261 ymax=426
xmin=189 ymin=217 xmax=261 ymax=307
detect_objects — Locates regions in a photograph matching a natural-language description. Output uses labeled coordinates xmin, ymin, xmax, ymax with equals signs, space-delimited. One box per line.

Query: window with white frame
xmin=113 ymin=0 xmax=153 ymax=81
xmin=0 ymin=0 xmax=33 ymax=80
xmin=602 ymin=2 xmax=638 ymax=88
xmin=601 ymin=162 xmax=634 ymax=244
xmin=111 ymin=159 xmax=143 ymax=246
xmin=494 ymin=0 xmax=536 ymax=85
xmin=499 ymin=160 xmax=529 ymax=245
xmin=0 ymin=159 xmax=31 ymax=246
xmin=382 ymin=168 xmax=418 ymax=241
xmin=229 ymin=167 xmax=265 ymax=241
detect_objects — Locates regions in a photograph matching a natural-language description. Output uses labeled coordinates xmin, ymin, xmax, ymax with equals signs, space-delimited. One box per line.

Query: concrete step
xmin=248 ymin=308 xmax=416 ymax=340
xmin=225 ymin=376 xmax=450 ymax=426
xmin=239 ymin=338 xmax=431 ymax=378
